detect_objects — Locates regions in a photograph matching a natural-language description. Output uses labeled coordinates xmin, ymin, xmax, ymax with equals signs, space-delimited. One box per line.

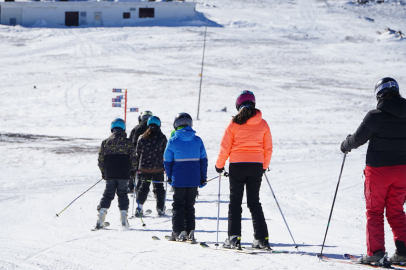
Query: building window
xmin=130 ymin=8 xmax=136 ymax=11
xmin=123 ymin=12 xmax=130 ymax=19
xmin=139 ymin=8 xmax=154 ymax=18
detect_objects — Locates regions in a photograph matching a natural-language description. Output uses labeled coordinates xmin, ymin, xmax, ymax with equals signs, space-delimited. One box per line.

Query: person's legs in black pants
xmin=172 ymin=187 xmax=187 ymax=233
xmin=245 ymin=164 xmax=268 ymax=240
xmin=137 ymin=173 xmax=152 ymax=205
xmin=98 ymin=179 xmax=118 ymax=210
xmin=117 ymin=179 xmax=129 ymax=210
xmin=185 ymin=187 xmax=198 ymax=234
xmin=150 ymin=173 xmax=166 ymax=212
xmin=228 ymin=164 xmax=246 ymax=236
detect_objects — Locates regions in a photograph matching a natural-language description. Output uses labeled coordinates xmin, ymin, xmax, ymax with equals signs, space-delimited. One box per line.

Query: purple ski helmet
xmin=235 ymin=90 xmax=256 ymax=111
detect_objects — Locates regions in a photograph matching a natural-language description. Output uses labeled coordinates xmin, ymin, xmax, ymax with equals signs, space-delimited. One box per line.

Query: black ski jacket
xmin=129 ymin=120 xmax=148 ymax=148
xmin=135 ymin=130 xmax=168 ymax=172
xmin=98 ymin=130 xmax=137 ymax=180
xmin=341 ymin=96 xmax=406 ymax=167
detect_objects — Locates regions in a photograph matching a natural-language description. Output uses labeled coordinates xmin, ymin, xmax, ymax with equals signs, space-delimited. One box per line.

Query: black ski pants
xmin=172 ymin=187 xmax=198 ymax=234
xmin=98 ymin=179 xmax=129 ymax=211
xmin=228 ymin=163 xmax=268 ymax=240
xmin=127 ymin=176 xmax=142 ymax=192
xmin=137 ymin=173 xmax=166 ymax=211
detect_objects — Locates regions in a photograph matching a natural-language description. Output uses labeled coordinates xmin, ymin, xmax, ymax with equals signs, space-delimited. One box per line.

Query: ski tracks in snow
xmin=298 ymin=0 xmax=319 ymax=31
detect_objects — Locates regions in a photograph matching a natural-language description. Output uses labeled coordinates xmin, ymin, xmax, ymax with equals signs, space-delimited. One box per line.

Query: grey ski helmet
xmin=140 ymin=111 xmax=153 ymax=122
xmin=375 ymin=77 xmax=399 ymax=100
xmin=173 ymin=112 xmax=193 ymax=129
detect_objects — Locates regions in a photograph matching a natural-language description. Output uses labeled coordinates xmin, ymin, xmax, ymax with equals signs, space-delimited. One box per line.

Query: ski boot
xmin=120 ymin=210 xmax=129 ymax=229
xmin=390 ymin=251 xmax=406 ymax=264
xmin=168 ymin=231 xmax=180 ymax=241
xmin=95 ymin=208 xmax=108 ymax=229
xmin=135 ymin=204 xmax=143 ymax=217
xmin=252 ymin=237 xmax=272 ymax=251
xmin=178 ymin=231 xmax=188 ymax=242
xmin=223 ymin=235 xmax=241 ymax=250
xmin=157 ymin=207 xmax=165 ymax=217
xmin=358 ymin=250 xmax=386 ymax=264
xmin=187 ymin=230 xmax=197 ymax=243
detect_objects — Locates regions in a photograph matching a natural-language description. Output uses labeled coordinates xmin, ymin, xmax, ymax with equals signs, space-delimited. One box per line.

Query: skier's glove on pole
xmin=167 ymin=178 xmax=172 ymax=186
xmin=340 ymin=134 xmax=352 ymax=154
xmin=223 ymin=171 xmax=229 ymax=177
xmin=262 ymin=169 xmax=266 ymax=174
xmin=102 ymin=172 xmax=105 ymax=180
xmin=199 ymin=179 xmax=207 ymax=188
xmin=215 ymin=166 xmax=224 ymax=174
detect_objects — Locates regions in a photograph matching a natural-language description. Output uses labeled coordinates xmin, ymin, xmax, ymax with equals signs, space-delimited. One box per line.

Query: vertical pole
xmin=125 ymin=89 xmax=128 ymax=123
xmin=197 ymin=23 xmax=208 ymax=120
xmin=215 ymin=173 xmax=221 ymax=248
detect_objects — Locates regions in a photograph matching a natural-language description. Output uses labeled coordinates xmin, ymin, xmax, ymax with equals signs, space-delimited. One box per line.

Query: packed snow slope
xmin=1 ymin=0 xmax=406 ymax=269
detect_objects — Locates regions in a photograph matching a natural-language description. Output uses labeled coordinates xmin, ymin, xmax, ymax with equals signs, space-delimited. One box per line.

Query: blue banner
xmin=130 ymin=108 xmax=139 ymax=112
xmin=112 ymin=103 xmax=122 ymax=107
xmin=113 ymin=89 xmax=122 ymax=93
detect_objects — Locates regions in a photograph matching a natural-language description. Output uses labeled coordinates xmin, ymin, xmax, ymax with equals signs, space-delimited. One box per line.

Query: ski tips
xmin=55 ymin=214 xmax=59 ymax=218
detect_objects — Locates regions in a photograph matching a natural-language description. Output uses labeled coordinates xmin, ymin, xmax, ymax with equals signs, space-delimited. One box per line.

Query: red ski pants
xmin=365 ymin=165 xmax=406 ymax=256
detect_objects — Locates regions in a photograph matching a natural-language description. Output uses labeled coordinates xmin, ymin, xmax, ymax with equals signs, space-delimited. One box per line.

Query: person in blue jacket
xmin=164 ymin=112 xmax=208 ymax=242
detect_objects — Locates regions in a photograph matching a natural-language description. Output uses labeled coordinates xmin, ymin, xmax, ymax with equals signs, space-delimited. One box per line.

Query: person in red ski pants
xmin=341 ymin=77 xmax=406 ymax=264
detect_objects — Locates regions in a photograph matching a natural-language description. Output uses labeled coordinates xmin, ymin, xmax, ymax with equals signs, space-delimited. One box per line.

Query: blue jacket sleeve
xmin=164 ymin=139 xmax=174 ymax=179
xmin=199 ymin=139 xmax=208 ymax=180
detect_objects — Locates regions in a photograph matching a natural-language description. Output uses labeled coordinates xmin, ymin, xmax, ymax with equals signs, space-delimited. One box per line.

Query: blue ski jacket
xmin=164 ymin=126 xmax=208 ymax=187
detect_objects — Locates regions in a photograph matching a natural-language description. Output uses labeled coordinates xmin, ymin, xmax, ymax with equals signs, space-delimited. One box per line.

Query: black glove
xmin=215 ymin=166 xmax=224 ymax=173
xmin=262 ymin=169 xmax=266 ymax=174
xmin=102 ymin=172 xmax=105 ymax=179
xmin=130 ymin=171 xmax=136 ymax=178
xmin=199 ymin=179 xmax=207 ymax=188
xmin=340 ymin=134 xmax=352 ymax=154
xmin=167 ymin=178 xmax=172 ymax=185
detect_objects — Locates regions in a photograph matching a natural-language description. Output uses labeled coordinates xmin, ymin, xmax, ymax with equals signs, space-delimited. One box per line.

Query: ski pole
xmin=215 ymin=173 xmax=222 ymax=248
xmin=164 ymin=174 xmax=168 ymax=213
xmin=319 ymin=153 xmax=347 ymax=258
xmin=131 ymin=171 xmax=139 ymax=218
xmin=55 ymin=178 xmax=103 ymax=217
xmin=264 ymin=173 xmax=299 ymax=251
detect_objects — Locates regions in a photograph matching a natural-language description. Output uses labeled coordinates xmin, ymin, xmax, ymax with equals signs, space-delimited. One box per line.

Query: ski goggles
xmin=375 ymin=81 xmax=399 ymax=97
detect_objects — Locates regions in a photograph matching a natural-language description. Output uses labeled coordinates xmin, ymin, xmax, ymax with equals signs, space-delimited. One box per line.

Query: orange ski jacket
xmin=216 ymin=110 xmax=273 ymax=170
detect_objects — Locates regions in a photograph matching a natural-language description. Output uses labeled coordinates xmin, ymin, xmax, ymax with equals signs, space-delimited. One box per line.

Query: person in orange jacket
xmin=216 ymin=90 xmax=273 ymax=250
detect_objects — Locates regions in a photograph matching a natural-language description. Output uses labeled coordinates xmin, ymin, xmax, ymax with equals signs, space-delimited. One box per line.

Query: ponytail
xmin=232 ymin=107 xmax=259 ymax=125
xmin=143 ymin=125 xmax=160 ymax=140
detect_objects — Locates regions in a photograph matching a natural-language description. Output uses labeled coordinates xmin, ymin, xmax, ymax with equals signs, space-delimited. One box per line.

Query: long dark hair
xmin=233 ymin=106 xmax=259 ymax=125
xmin=379 ymin=90 xmax=401 ymax=101
xmin=143 ymin=125 xmax=160 ymax=140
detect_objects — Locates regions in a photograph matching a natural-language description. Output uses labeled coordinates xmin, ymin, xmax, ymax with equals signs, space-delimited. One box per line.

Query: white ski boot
xmin=120 ymin=210 xmax=129 ymax=229
xmin=95 ymin=208 xmax=108 ymax=229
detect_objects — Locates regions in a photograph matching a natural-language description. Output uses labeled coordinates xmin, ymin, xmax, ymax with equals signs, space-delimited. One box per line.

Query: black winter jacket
xmin=98 ymin=131 xmax=137 ymax=180
xmin=129 ymin=120 xmax=148 ymax=148
xmin=135 ymin=130 xmax=168 ymax=171
xmin=342 ymin=96 xmax=406 ymax=167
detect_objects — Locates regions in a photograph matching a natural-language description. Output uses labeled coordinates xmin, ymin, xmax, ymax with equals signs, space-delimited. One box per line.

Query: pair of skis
xmin=151 ymin=235 xmax=289 ymax=255
xmin=319 ymin=253 xmax=406 ymax=269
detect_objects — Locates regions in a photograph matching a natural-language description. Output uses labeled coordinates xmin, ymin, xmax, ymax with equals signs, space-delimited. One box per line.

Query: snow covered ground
xmin=1 ymin=0 xmax=406 ymax=269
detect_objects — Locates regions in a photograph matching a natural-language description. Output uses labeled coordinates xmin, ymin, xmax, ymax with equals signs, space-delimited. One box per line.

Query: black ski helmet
xmin=375 ymin=77 xmax=399 ymax=100
xmin=173 ymin=112 xmax=193 ymax=129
